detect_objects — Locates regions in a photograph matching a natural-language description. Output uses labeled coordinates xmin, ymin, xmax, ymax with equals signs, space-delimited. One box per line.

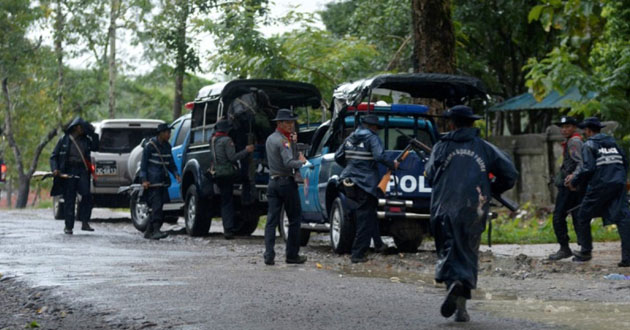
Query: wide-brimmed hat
xmin=443 ymin=105 xmax=482 ymax=120
xmin=578 ymin=117 xmax=606 ymax=129
xmin=361 ymin=114 xmax=382 ymax=127
xmin=215 ymin=119 xmax=233 ymax=132
xmin=554 ymin=116 xmax=579 ymax=126
xmin=272 ymin=109 xmax=299 ymax=121
xmin=156 ymin=123 xmax=172 ymax=133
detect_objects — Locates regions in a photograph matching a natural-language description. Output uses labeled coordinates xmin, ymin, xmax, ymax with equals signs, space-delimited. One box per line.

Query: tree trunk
xmin=54 ymin=0 xmax=65 ymax=127
xmin=108 ymin=0 xmax=118 ymax=119
xmin=15 ymin=175 xmax=30 ymax=209
xmin=173 ymin=2 xmax=189 ymax=120
xmin=411 ymin=0 xmax=455 ymax=118
xmin=7 ymin=177 xmax=13 ymax=209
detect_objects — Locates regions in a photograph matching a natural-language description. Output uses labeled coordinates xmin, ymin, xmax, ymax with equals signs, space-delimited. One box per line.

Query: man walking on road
xmin=567 ymin=117 xmax=630 ymax=267
xmin=140 ymin=123 xmax=181 ymax=240
xmin=263 ymin=109 xmax=308 ymax=265
xmin=425 ymin=105 xmax=518 ymax=322
xmin=548 ymin=116 xmax=584 ymax=260
xmin=209 ymin=119 xmax=254 ymax=239
xmin=50 ymin=117 xmax=99 ymax=235
xmin=334 ymin=114 xmax=398 ymax=263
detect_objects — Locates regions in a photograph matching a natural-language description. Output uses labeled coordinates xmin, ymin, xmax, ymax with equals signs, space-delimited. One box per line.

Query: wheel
xmin=53 ymin=196 xmax=64 ymax=220
xmin=234 ymin=211 xmax=259 ymax=236
xmin=130 ymin=190 xmax=150 ymax=232
xmin=184 ymin=185 xmax=211 ymax=236
xmin=391 ymin=219 xmax=424 ymax=253
xmin=329 ymin=197 xmax=355 ymax=254
xmin=278 ymin=208 xmax=311 ymax=246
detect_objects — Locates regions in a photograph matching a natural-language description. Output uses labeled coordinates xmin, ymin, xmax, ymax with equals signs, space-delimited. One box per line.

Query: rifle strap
xmin=149 ymin=140 xmax=171 ymax=178
xmin=488 ymin=216 xmax=492 ymax=247
xmin=68 ymin=135 xmax=90 ymax=172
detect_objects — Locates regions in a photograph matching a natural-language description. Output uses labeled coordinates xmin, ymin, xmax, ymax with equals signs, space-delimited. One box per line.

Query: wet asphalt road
xmin=0 ymin=209 xmax=557 ymax=329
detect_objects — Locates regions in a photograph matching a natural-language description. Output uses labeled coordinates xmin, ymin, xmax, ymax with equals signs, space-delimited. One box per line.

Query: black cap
xmin=272 ymin=109 xmax=299 ymax=122
xmin=361 ymin=114 xmax=381 ymax=127
xmin=554 ymin=116 xmax=579 ymax=126
xmin=215 ymin=119 xmax=233 ymax=132
xmin=443 ymin=105 xmax=482 ymax=120
xmin=156 ymin=123 xmax=172 ymax=133
xmin=578 ymin=117 xmax=606 ymax=129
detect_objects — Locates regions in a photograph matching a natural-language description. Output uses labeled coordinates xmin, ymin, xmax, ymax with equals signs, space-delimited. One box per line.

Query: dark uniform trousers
xmin=264 ymin=177 xmax=301 ymax=260
xmin=63 ymin=164 xmax=93 ymax=230
xmin=576 ymin=183 xmax=630 ymax=259
xmin=552 ymin=186 xmax=584 ymax=247
xmin=351 ymin=187 xmax=378 ymax=259
xmin=216 ymin=178 xmax=236 ymax=234
xmin=146 ymin=187 xmax=168 ymax=229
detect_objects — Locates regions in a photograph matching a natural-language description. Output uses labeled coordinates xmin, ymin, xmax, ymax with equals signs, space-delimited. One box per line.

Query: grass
xmin=482 ymin=202 xmax=622 ymax=245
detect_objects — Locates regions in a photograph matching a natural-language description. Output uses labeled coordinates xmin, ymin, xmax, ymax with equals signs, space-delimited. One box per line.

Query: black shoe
xmin=351 ymin=256 xmax=368 ymax=263
xmin=572 ymin=250 xmax=592 ymax=262
xmin=374 ymin=244 xmax=388 ymax=254
xmin=286 ymin=255 xmax=307 ymax=264
xmin=454 ymin=296 xmax=470 ymax=322
xmin=224 ymin=232 xmax=235 ymax=240
xmin=150 ymin=230 xmax=169 ymax=240
xmin=618 ymin=260 xmax=630 ymax=267
xmin=64 ymin=228 xmax=73 ymax=235
xmin=81 ymin=224 xmax=94 ymax=232
xmin=264 ymin=258 xmax=275 ymax=266
xmin=548 ymin=247 xmax=573 ymax=260
xmin=441 ymin=281 xmax=464 ymax=318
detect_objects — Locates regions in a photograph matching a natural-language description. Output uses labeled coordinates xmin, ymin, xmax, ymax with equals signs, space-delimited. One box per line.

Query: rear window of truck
xmin=99 ymin=128 xmax=156 ymax=153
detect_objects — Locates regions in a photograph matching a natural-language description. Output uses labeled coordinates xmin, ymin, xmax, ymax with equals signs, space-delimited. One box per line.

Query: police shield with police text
xmin=548 ymin=116 xmax=585 ymax=260
xmin=425 ymin=106 xmax=518 ymax=322
xmin=140 ymin=123 xmax=181 ymax=240
xmin=50 ymin=117 xmax=99 ymax=235
xmin=334 ymin=114 xmax=399 ymax=263
xmin=263 ymin=109 xmax=308 ymax=265
xmin=567 ymin=117 xmax=630 ymax=267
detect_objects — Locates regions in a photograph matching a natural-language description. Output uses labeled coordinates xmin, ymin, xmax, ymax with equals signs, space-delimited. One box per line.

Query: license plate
xmin=96 ymin=163 xmax=117 ymax=176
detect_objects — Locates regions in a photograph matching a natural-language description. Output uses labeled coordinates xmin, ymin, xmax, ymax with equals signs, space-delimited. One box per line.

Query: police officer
xmin=425 ymin=105 xmax=518 ymax=322
xmin=140 ymin=123 xmax=181 ymax=240
xmin=263 ymin=109 xmax=307 ymax=265
xmin=548 ymin=116 xmax=585 ymax=260
xmin=567 ymin=117 xmax=630 ymax=267
xmin=50 ymin=117 xmax=99 ymax=235
xmin=210 ymin=119 xmax=254 ymax=239
xmin=334 ymin=114 xmax=399 ymax=263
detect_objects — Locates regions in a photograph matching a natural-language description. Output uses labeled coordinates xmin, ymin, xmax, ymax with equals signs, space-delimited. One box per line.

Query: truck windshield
xmin=100 ymin=128 xmax=156 ymax=153
xmin=342 ymin=115 xmax=434 ymax=150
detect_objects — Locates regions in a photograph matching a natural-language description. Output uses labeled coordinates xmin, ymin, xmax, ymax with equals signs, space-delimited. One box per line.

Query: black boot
xmin=441 ymin=281 xmax=464 ymax=318
xmin=151 ymin=222 xmax=169 ymax=240
xmin=548 ymin=245 xmax=572 ymax=260
xmin=454 ymin=296 xmax=470 ymax=322
xmin=144 ymin=223 xmax=153 ymax=239
xmin=81 ymin=223 xmax=95 ymax=231
xmin=572 ymin=249 xmax=592 ymax=262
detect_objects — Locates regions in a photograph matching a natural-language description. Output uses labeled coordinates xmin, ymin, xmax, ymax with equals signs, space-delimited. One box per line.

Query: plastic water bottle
xmin=603 ymin=273 xmax=630 ymax=280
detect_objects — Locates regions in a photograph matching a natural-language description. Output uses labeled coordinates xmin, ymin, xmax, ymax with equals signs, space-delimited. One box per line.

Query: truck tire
xmin=53 ymin=196 xmax=64 ymax=220
xmin=391 ymin=219 xmax=424 ymax=253
xmin=329 ymin=197 xmax=354 ymax=254
xmin=278 ymin=207 xmax=311 ymax=246
xmin=184 ymin=185 xmax=211 ymax=236
xmin=130 ymin=190 xmax=150 ymax=232
xmin=235 ymin=211 xmax=259 ymax=236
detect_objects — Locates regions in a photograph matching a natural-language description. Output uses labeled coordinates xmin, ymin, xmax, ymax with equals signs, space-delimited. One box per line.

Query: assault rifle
xmin=117 ymin=183 xmax=169 ymax=196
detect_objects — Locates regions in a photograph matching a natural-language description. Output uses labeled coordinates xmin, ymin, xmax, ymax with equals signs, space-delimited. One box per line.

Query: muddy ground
xmin=1 ymin=209 xmax=629 ymax=329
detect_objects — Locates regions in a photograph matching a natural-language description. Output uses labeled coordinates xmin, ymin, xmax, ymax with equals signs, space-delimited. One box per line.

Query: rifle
xmin=33 ymin=171 xmax=79 ymax=180
xmin=393 ymin=129 xmax=519 ymax=213
xmin=117 ymin=183 xmax=168 ymax=196
xmin=377 ymin=144 xmax=412 ymax=194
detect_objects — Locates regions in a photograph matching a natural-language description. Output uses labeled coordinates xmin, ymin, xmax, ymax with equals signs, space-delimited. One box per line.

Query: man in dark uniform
xmin=548 ymin=116 xmax=584 ymax=260
xmin=334 ymin=114 xmax=399 ymax=263
xmin=263 ymin=109 xmax=307 ymax=265
xmin=425 ymin=105 xmax=518 ymax=322
xmin=567 ymin=117 xmax=630 ymax=267
xmin=140 ymin=123 xmax=181 ymax=240
xmin=50 ymin=117 xmax=99 ymax=235
xmin=210 ymin=119 xmax=254 ymax=239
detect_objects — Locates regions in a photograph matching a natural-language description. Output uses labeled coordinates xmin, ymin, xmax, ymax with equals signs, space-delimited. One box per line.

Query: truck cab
xmin=285 ymin=73 xmax=488 ymax=252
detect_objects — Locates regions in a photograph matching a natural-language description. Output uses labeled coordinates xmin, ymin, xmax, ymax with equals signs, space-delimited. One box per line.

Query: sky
xmin=56 ymin=0 xmax=330 ymax=79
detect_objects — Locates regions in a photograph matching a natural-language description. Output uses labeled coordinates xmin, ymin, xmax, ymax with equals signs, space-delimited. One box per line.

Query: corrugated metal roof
xmin=489 ymin=87 xmax=597 ymax=112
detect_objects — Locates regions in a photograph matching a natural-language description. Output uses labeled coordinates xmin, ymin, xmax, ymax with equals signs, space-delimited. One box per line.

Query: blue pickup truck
xmin=278 ymin=73 xmax=489 ymax=252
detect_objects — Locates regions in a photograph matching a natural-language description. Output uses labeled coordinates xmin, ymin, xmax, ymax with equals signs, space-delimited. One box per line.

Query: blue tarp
xmin=489 ymin=87 xmax=597 ymax=112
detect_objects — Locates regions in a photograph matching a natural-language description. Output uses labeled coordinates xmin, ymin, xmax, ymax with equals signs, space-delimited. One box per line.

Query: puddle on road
xmin=335 ymin=264 xmax=630 ymax=329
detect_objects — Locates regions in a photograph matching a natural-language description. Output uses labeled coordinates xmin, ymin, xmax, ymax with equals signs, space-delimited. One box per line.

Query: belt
xmin=270 ymin=175 xmax=294 ymax=181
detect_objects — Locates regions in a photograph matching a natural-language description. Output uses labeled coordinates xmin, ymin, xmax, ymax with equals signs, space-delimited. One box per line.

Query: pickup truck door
xmin=168 ymin=118 xmax=190 ymax=201
xmin=299 ymin=125 xmax=331 ymax=216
